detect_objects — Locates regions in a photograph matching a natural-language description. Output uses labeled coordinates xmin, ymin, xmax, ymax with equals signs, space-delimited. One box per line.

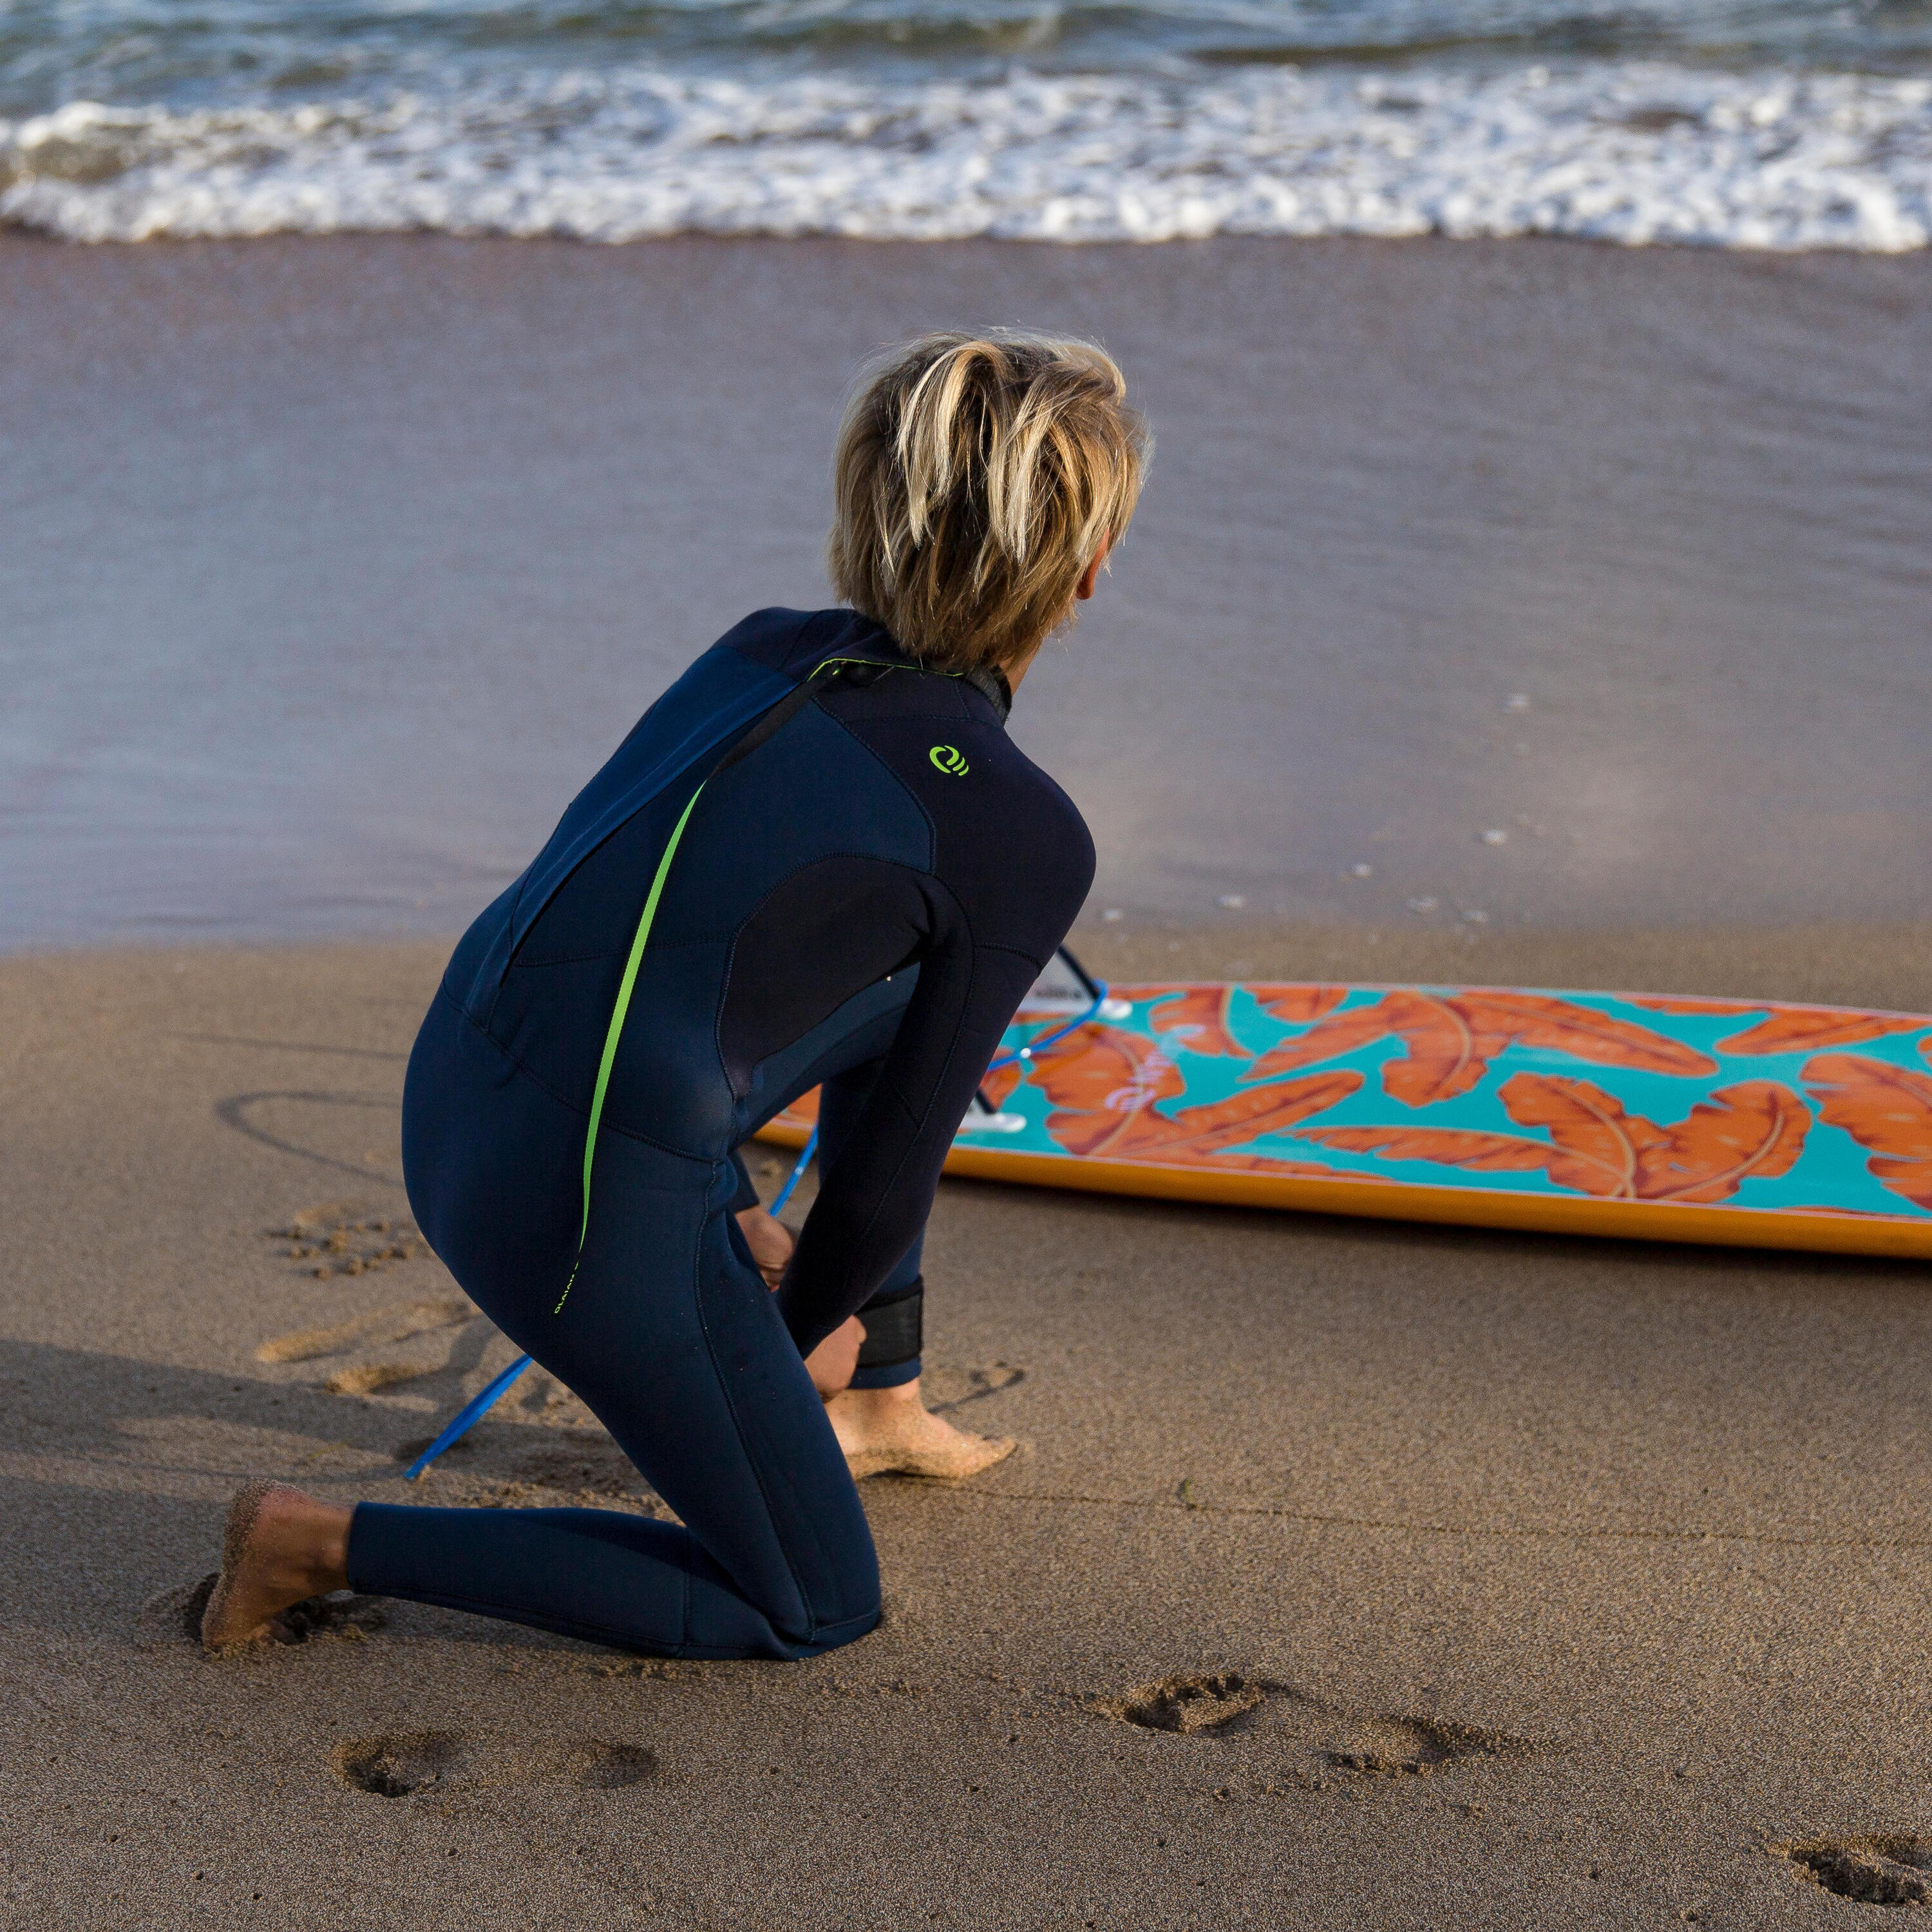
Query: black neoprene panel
xmin=728 ymin=628 xmax=1095 ymax=1353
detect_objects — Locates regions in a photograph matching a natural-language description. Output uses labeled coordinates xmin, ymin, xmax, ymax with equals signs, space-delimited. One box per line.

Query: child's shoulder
xmin=712 ymin=607 xmax=868 ymax=677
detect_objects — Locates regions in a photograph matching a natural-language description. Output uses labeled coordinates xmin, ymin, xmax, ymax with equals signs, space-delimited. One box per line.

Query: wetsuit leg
xmin=816 ymin=1057 xmax=925 ymax=1390
xmin=354 ymin=993 xmax=879 ymax=1659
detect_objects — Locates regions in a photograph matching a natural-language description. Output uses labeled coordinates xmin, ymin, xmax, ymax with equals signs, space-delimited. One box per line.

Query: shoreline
xmin=10 ymin=916 xmax=1931 ymax=1009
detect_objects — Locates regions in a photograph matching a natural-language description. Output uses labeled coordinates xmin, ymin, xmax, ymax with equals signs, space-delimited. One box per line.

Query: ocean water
xmin=1 ymin=0 xmax=1929 ymax=248
xmin=5 ymin=234 xmax=1928 ymax=952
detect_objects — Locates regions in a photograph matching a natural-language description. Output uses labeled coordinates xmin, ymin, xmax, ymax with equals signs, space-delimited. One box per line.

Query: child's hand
xmin=804 ymin=1315 xmax=866 ymax=1399
xmin=735 ymin=1204 xmax=796 ymax=1290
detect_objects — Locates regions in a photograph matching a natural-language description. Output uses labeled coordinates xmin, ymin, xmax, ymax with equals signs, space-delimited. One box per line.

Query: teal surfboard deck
xmin=759 ymin=981 xmax=1932 ymax=1259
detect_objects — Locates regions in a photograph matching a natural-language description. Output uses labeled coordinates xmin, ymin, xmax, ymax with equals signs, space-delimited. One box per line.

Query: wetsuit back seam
xmin=506 ymin=949 xmax=625 ymax=970
xmin=815 ymin=703 xmax=939 ymax=862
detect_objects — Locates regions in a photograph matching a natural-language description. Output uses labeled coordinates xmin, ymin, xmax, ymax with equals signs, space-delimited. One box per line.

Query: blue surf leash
xmin=403 ymin=1353 xmax=536 ymax=1481
xmin=405 ymin=946 xmax=1115 ymax=1479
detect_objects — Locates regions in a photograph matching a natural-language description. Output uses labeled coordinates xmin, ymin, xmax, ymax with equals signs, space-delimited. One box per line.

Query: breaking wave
xmin=5 ymin=61 xmax=1928 ymax=249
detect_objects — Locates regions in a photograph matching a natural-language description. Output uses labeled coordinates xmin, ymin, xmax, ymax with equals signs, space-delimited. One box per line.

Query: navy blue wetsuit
xmin=351 ymin=609 xmax=1094 ymax=1658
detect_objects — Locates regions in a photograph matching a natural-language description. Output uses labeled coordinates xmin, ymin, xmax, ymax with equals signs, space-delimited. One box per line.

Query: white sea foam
xmin=4 ymin=61 xmax=1929 ymax=250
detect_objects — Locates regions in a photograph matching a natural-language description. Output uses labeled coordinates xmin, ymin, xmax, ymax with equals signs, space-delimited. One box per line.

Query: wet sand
xmin=5 ymin=232 xmax=1930 ymax=951
xmin=6 ymin=925 xmax=1932 ymax=1927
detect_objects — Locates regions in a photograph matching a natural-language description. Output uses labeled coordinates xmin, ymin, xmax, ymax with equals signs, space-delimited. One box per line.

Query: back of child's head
xmin=828 ymin=330 xmax=1150 ymax=676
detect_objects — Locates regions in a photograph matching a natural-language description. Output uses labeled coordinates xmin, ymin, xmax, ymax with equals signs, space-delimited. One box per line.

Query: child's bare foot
xmin=824 ymin=1380 xmax=1015 ymax=1481
xmin=200 ymin=1482 xmax=354 ymax=1652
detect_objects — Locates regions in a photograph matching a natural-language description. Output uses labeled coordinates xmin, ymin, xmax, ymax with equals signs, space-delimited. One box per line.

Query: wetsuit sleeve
xmin=774 ymin=895 xmax=1050 ymax=1359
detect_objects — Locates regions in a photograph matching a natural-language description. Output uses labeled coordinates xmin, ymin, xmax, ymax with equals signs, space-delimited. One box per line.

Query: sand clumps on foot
xmin=826 ymin=1389 xmax=1016 ymax=1481
xmin=842 ymin=1428 xmax=1016 ymax=1481
xmin=200 ymin=1481 xmax=351 ymax=1654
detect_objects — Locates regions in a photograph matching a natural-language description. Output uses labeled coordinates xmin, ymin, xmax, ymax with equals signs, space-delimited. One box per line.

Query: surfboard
xmin=754 ymin=969 xmax=1932 ymax=1261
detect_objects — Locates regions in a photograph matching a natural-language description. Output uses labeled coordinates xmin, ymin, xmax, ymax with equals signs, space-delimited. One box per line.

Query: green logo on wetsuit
xmin=929 ymin=744 xmax=969 ymax=776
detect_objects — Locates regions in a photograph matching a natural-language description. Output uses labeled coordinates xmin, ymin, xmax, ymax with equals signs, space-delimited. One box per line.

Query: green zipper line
xmin=553 ymin=780 xmax=708 ymax=1316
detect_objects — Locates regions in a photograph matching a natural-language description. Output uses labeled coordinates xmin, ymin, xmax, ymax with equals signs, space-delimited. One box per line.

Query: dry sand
xmin=5 ymin=924 xmax=1932 ymax=1927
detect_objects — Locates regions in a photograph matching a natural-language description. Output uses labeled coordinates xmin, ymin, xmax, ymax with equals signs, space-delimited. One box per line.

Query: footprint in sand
xmin=256 ymin=1294 xmax=475 ymax=1365
xmin=1095 ymin=1672 xmax=1266 ymax=1734
xmin=333 ymin=1731 xmax=463 ymax=1796
xmin=255 ymin=1293 xmax=478 ymax=1402
xmin=1323 ymin=1713 xmax=1539 ymax=1779
xmin=1094 ymin=1672 xmax=1543 ymax=1780
xmin=332 ymin=1732 xmax=657 ymax=1797
xmin=265 ymin=1202 xmax=425 ymax=1280
xmin=1774 ymin=1835 xmax=1932 ymax=1906
xmin=534 ymin=1741 xmax=660 ymax=1790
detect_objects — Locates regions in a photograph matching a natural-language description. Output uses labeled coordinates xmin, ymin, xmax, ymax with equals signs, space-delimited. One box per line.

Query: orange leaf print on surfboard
xmin=1714 ymin=1009 xmax=1926 ymax=1055
xmin=1291 ymin=1122 xmax=1551 ymax=1174
xmin=1454 ymin=994 xmax=1718 ymax=1076
xmin=1491 ymin=1074 xmax=1665 ymax=1197
xmin=1251 ymin=985 xmax=1351 ymax=1025
xmin=1244 ymin=989 xmax=1714 ymax=1107
xmin=1292 ymin=1073 xmax=1807 ymax=1205
xmin=1629 ymin=996 xmax=1765 ymax=1016
xmin=1241 ymin=1003 xmax=1405 ymax=1085
xmin=1133 ymin=984 xmax=1350 ymax=1059
xmin=1120 ymin=1071 xmax=1365 ymax=1162
xmin=1803 ymin=1052 xmax=1932 ymax=1211
xmin=1499 ymin=1073 xmax=1807 ymax=1203
xmin=980 ymin=1061 xmax=1023 ymax=1110
xmin=1142 ymin=987 xmax=1253 ymax=1059
xmin=1021 ymin=1024 xmax=1361 ymax=1164
xmin=1627 ymin=1083 xmax=1810 ymax=1203
xmin=1016 ymin=1023 xmax=1188 ymax=1157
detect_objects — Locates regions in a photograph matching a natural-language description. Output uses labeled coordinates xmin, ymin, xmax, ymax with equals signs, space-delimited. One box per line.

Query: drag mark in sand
xmin=216 ymin=1089 xmax=405 ymax=1184
xmin=951 ymin=1481 xmax=1932 ymax=1555
xmin=1774 ymin=1835 xmax=1932 ymax=1906
xmin=254 ymin=1294 xmax=475 ymax=1364
xmin=922 ymin=1363 xmax=1025 ymax=1411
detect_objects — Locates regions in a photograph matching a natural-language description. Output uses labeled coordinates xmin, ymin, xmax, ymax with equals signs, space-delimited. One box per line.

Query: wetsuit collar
xmin=829 ymin=619 xmax=1012 ymax=728
xmin=961 ymin=664 xmax=1014 ymax=723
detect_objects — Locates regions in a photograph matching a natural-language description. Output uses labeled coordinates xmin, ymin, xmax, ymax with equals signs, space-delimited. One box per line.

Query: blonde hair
xmin=827 ymin=330 xmax=1149 ymax=675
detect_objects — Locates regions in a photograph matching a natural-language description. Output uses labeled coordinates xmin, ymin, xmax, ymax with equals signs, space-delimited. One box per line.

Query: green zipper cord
xmin=552 ymin=781 xmax=708 ymax=1315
